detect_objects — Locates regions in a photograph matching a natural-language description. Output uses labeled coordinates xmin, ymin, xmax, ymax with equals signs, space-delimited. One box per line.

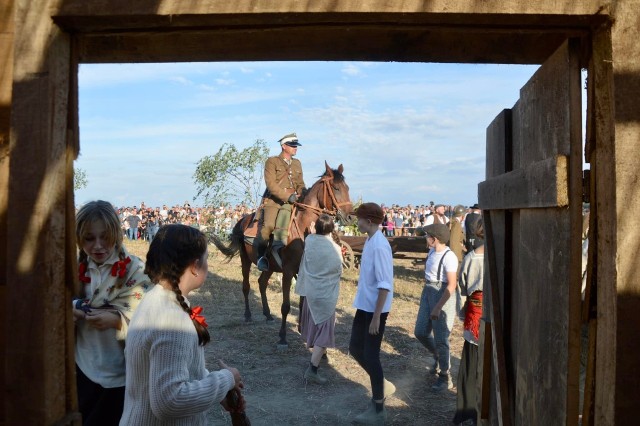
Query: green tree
xmin=74 ymin=168 xmax=88 ymax=191
xmin=193 ymin=139 xmax=269 ymax=208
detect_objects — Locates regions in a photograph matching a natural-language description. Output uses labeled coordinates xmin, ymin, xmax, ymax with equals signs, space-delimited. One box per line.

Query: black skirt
xmin=452 ymin=340 xmax=478 ymax=425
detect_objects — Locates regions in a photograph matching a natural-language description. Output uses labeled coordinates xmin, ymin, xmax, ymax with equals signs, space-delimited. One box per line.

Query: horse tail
xmin=209 ymin=216 xmax=249 ymax=261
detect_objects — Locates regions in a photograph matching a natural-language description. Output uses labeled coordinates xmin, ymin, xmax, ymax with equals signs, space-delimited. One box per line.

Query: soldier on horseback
xmin=256 ymin=132 xmax=306 ymax=271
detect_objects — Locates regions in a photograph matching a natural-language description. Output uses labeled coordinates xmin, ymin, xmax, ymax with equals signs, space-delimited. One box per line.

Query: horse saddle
xmin=243 ymin=213 xmax=260 ymax=245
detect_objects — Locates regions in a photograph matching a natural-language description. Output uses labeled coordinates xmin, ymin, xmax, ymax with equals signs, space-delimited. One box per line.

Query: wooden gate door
xmin=478 ymin=39 xmax=583 ymax=425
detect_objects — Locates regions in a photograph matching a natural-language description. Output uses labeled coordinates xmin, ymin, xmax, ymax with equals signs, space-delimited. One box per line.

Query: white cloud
xmin=341 ymin=63 xmax=362 ymax=77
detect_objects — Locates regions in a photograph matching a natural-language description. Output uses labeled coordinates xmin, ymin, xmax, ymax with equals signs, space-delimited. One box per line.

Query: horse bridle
xmin=294 ymin=175 xmax=352 ymax=218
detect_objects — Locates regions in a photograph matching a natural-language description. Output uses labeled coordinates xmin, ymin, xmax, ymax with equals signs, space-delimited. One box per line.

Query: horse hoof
xmin=265 ymin=316 xmax=275 ymax=322
xmin=244 ymin=317 xmax=252 ymax=323
xmin=276 ymin=342 xmax=289 ymax=351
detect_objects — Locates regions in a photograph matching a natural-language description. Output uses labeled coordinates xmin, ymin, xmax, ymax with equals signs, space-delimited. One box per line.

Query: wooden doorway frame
xmin=3 ymin=2 xmax=639 ymax=425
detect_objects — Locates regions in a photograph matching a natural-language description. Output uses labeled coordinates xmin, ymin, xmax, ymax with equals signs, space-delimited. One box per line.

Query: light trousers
xmin=414 ymin=281 xmax=457 ymax=375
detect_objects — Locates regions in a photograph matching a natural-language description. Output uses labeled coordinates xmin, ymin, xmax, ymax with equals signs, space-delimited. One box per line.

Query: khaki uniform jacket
xmin=449 ymin=218 xmax=465 ymax=262
xmin=264 ymin=153 xmax=305 ymax=206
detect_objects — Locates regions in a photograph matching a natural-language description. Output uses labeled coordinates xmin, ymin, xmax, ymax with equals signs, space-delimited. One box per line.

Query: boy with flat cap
xmin=415 ymin=223 xmax=459 ymax=392
xmin=256 ymin=132 xmax=306 ymax=271
xmin=349 ymin=202 xmax=395 ymax=424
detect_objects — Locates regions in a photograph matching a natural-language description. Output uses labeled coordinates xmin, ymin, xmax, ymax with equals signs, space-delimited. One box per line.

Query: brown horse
xmin=210 ymin=162 xmax=354 ymax=347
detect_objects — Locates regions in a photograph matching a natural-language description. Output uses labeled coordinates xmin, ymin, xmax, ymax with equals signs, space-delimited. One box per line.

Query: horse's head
xmin=310 ymin=162 xmax=355 ymax=226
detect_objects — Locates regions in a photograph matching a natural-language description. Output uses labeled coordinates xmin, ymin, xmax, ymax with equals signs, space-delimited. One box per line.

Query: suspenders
xmin=434 ymin=249 xmax=452 ymax=282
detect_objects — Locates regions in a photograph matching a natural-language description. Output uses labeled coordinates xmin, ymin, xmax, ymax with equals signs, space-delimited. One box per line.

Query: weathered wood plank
xmin=481 ymin=102 xmax=512 ymax=424
xmin=485 ymin=109 xmax=512 ymax=179
xmin=7 ymin=0 xmax=77 ymax=423
xmin=0 ymin=2 xmax=15 ymax=424
xmin=478 ymin=320 xmax=493 ymax=421
xmin=511 ymin=209 xmax=571 ymax=426
xmin=565 ymin=37 xmax=584 ymax=426
xmin=593 ymin=1 xmax=640 ymax=421
xmin=478 ymin=155 xmax=568 ymax=210
xmin=73 ymin=27 xmax=581 ymax=65
xmin=55 ymin=0 xmax=608 ymax=18
xmin=484 ymin=212 xmax=513 ymax=426
xmin=507 ymin=40 xmax=581 ymax=426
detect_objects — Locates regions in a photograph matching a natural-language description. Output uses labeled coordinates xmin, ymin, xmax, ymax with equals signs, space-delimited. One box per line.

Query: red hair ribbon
xmin=190 ymin=306 xmax=208 ymax=328
xmin=78 ymin=262 xmax=91 ymax=283
xmin=111 ymin=257 xmax=131 ymax=278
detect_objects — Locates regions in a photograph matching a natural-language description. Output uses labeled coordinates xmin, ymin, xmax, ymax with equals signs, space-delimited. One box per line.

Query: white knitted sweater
xmin=120 ymin=285 xmax=234 ymax=425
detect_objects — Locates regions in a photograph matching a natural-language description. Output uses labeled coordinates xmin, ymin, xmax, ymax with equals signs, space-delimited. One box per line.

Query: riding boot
xmin=271 ymin=240 xmax=284 ymax=269
xmin=256 ymin=237 xmax=269 ymax=272
xmin=271 ymin=204 xmax=292 ymax=269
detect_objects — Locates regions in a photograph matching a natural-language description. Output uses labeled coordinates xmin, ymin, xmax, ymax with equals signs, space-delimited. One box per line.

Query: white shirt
xmin=424 ymin=247 xmax=458 ymax=283
xmin=353 ymin=231 xmax=394 ymax=313
xmin=424 ymin=214 xmax=450 ymax=225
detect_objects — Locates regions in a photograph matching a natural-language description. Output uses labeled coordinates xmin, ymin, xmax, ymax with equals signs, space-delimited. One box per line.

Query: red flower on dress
xmin=190 ymin=306 xmax=208 ymax=328
xmin=78 ymin=262 xmax=91 ymax=283
xmin=111 ymin=257 xmax=131 ymax=278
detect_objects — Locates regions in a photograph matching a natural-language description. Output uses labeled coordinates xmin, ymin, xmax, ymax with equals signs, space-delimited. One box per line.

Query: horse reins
xmin=294 ymin=176 xmax=351 ymax=215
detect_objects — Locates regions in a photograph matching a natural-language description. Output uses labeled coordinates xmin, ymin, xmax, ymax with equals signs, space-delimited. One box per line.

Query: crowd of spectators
xmin=365 ymin=204 xmax=463 ymax=237
xmin=114 ymin=201 xmax=254 ymax=242
xmin=105 ymin=201 xmax=473 ymax=242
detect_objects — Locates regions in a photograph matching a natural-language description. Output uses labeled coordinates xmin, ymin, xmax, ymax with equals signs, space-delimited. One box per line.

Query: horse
xmin=210 ymin=162 xmax=354 ymax=347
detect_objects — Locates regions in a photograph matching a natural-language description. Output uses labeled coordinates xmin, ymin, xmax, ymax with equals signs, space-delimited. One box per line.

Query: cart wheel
xmin=340 ymin=240 xmax=355 ymax=271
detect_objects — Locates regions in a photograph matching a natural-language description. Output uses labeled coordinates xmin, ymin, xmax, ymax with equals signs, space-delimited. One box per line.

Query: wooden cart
xmin=339 ymin=235 xmax=428 ymax=270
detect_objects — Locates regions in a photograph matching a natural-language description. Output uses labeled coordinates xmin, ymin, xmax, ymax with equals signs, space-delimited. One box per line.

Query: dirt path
xmin=185 ymin=251 xmax=464 ymax=425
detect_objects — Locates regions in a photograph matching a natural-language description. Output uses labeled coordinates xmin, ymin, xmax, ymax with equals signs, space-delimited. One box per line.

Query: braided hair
xmin=145 ymin=224 xmax=210 ymax=346
xmin=76 ymin=200 xmax=129 ymax=290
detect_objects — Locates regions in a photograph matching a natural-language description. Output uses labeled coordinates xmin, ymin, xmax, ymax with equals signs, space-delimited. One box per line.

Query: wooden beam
xmin=73 ymin=26 xmax=581 ymax=65
xmin=6 ymin=0 xmax=78 ymax=423
xmin=478 ymin=155 xmax=568 ymax=210
xmin=54 ymin=0 xmax=609 ymax=19
xmin=483 ymin=211 xmax=513 ymax=426
xmin=0 ymin=0 xmax=15 ymax=422
xmin=594 ymin=0 xmax=640 ymax=422
xmin=478 ymin=320 xmax=493 ymax=421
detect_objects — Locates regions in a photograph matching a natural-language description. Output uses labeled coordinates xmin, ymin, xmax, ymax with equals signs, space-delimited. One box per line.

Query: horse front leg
xmin=258 ymin=271 xmax=274 ymax=322
xmin=278 ymin=272 xmax=293 ymax=348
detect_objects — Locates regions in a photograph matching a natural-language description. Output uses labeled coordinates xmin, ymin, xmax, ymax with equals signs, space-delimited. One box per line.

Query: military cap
xmin=279 ymin=132 xmax=302 ymax=147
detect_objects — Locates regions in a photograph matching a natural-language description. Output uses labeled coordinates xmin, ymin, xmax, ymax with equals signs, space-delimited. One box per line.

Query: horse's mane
xmin=314 ymin=168 xmax=345 ymax=184
xmin=300 ymin=168 xmax=345 ymax=202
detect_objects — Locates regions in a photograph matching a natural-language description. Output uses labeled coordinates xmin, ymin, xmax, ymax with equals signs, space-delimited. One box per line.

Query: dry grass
xmin=125 ymin=239 xmax=464 ymax=425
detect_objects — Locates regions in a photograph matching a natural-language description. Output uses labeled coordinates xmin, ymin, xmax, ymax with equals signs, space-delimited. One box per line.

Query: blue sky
xmin=75 ymin=61 xmax=540 ymax=209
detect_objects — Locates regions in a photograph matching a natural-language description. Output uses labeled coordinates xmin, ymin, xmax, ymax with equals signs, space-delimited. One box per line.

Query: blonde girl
xmin=73 ymin=200 xmax=151 ymax=425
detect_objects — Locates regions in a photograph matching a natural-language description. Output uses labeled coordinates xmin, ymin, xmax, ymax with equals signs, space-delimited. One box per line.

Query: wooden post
xmin=6 ymin=1 xmax=80 ymax=423
xmin=592 ymin=2 xmax=640 ymax=422
xmin=0 ymin=0 xmax=16 ymax=423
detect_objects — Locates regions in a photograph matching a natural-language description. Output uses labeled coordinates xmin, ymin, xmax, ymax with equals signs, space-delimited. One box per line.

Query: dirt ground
xmin=127 ymin=240 xmax=465 ymax=425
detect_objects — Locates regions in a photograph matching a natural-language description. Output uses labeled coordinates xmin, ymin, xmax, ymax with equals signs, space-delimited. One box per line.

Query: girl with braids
xmin=72 ymin=200 xmax=152 ymax=425
xmin=120 ymin=224 xmax=243 ymax=425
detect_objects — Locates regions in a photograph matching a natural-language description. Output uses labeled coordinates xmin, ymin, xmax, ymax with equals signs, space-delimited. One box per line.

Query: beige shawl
xmin=296 ymin=234 xmax=343 ymax=325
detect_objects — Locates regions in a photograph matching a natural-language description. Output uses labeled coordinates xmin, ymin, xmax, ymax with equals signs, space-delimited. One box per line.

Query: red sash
xmin=463 ymin=291 xmax=483 ymax=341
